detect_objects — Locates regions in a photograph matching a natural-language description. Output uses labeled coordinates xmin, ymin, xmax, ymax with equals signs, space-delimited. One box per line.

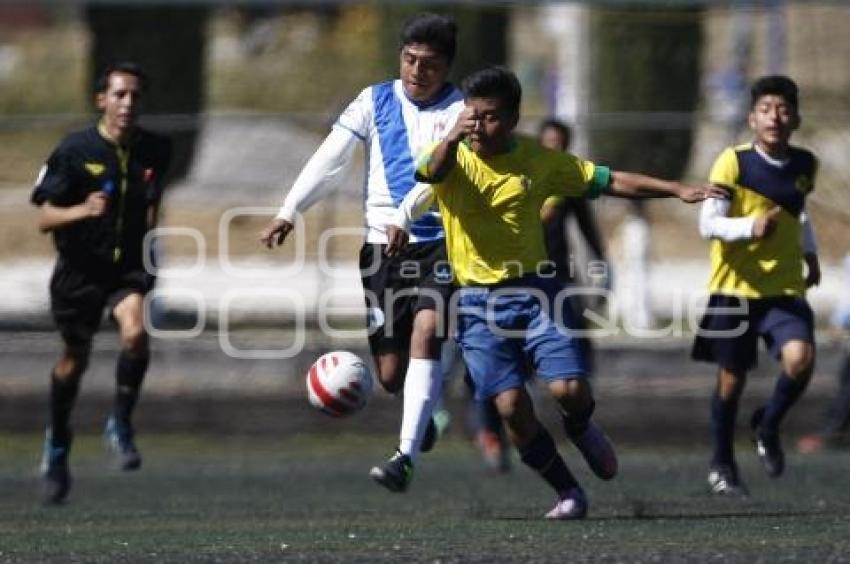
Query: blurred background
xmin=0 ymin=1 xmax=847 ymax=440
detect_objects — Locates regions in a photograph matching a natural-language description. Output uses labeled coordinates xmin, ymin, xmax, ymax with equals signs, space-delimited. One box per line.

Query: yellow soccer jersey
xmin=707 ymin=143 xmax=818 ymax=298
xmin=419 ymin=135 xmax=610 ymax=286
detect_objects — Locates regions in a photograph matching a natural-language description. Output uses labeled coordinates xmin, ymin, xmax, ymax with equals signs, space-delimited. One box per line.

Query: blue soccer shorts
xmin=455 ymin=275 xmax=588 ymax=401
xmin=691 ymin=294 xmax=815 ymax=373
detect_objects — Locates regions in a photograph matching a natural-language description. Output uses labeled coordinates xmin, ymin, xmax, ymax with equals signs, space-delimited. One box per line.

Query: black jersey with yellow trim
xmin=31 ymin=125 xmax=172 ymax=271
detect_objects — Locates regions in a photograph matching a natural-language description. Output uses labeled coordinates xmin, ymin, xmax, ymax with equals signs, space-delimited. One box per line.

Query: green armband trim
xmin=414 ymin=145 xmax=439 ymax=182
xmin=585 ymin=166 xmax=611 ymax=199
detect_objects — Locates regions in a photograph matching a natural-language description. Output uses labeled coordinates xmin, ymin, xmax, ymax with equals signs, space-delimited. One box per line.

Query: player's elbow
xmin=698 ymin=221 xmax=715 ymax=240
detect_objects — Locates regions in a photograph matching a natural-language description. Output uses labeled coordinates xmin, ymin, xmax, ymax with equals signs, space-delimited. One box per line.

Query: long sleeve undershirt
xmin=698 ymin=196 xmax=818 ymax=254
xmin=275 ymin=127 xmax=358 ymax=223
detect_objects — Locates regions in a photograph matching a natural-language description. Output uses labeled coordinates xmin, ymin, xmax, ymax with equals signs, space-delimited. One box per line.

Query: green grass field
xmin=1 ymin=433 xmax=848 ymax=562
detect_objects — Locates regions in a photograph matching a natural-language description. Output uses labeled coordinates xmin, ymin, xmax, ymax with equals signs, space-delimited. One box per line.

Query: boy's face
xmin=96 ymin=71 xmax=142 ymax=134
xmin=539 ymin=126 xmax=567 ymax=151
xmin=399 ymin=43 xmax=450 ymax=103
xmin=466 ymin=96 xmax=517 ymax=156
xmin=748 ymin=94 xmax=799 ymax=151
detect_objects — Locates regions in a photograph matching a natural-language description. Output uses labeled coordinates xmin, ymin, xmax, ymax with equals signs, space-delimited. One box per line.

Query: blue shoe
xmin=41 ymin=428 xmax=72 ymax=505
xmin=104 ymin=416 xmax=142 ymax=471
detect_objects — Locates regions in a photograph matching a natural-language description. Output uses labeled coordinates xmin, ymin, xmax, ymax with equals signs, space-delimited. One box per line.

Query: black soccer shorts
xmin=49 ymin=258 xmax=154 ymax=345
xmin=359 ymin=240 xmax=454 ymax=355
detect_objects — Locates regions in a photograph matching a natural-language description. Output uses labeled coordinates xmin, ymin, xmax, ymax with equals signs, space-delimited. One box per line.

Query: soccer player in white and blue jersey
xmin=260 ymin=13 xmax=464 ymax=492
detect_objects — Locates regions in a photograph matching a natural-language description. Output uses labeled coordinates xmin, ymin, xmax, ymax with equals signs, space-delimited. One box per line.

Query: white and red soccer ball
xmin=306 ymin=351 xmax=373 ymax=417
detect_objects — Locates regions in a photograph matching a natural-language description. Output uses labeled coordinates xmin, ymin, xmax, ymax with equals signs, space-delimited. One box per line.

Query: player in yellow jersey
xmin=391 ymin=66 xmax=724 ymax=519
xmin=692 ymin=75 xmax=821 ymax=496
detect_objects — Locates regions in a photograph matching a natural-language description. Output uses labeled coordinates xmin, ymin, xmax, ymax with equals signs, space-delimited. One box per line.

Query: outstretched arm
xmin=607 ymin=171 xmax=729 ymax=202
xmin=260 ymin=127 xmax=358 ymax=248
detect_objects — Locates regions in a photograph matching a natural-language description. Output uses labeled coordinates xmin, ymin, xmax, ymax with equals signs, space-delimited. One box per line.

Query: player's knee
xmin=782 ymin=341 xmax=815 ymax=378
xmin=55 ymin=345 xmax=90 ymax=380
xmin=120 ymin=324 xmax=148 ymax=356
xmin=410 ymin=310 xmax=440 ymax=358
xmin=374 ymin=355 xmax=404 ymax=393
xmin=550 ymin=378 xmax=592 ymax=407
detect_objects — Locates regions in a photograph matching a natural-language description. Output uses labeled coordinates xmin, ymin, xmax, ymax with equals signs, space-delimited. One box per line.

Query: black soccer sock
xmin=519 ymin=428 xmax=579 ymax=495
xmin=114 ymin=353 xmax=149 ymax=426
xmin=477 ymin=399 xmax=504 ymax=437
xmin=761 ymin=373 xmax=807 ymax=434
xmin=710 ymin=391 xmax=738 ymax=467
xmin=561 ymin=399 xmax=595 ymax=439
xmin=50 ymin=373 xmax=80 ymax=444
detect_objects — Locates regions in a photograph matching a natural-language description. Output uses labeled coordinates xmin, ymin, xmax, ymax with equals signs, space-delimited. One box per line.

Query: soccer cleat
xmin=420 ymin=418 xmax=438 ymax=454
xmin=41 ymin=429 xmax=72 ymax=505
xmin=369 ymin=450 xmax=413 ymax=493
xmin=104 ymin=416 xmax=142 ymax=471
xmin=751 ymin=407 xmax=784 ymax=478
xmin=475 ymin=430 xmax=511 ymax=473
xmin=707 ymin=464 xmax=749 ymax=497
xmin=570 ymin=421 xmax=618 ymax=481
xmin=544 ymin=487 xmax=588 ymax=520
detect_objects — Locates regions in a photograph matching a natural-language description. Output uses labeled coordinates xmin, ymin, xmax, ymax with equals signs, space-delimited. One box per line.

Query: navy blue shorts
xmin=455 ymin=275 xmax=587 ymax=401
xmin=691 ymin=294 xmax=814 ymax=372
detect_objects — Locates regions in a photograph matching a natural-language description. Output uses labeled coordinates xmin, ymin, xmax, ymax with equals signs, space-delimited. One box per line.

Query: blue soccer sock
xmin=115 ymin=353 xmax=149 ymax=426
xmin=519 ymin=427 xmax=579 ymax=496
xmin=710 ymin=391 xmax=738 ymax=467
xmin=761 ymin=373 xmax=807 ymax=434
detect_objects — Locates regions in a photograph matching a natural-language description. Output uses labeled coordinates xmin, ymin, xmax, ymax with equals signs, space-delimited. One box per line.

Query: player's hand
xmin=675 ymin=183 xmax=731 ymax=203
xmin=751 ymin=206 xmax=782 ymax=239
xmin=804 ymin=253 xmax=821 ymax=287
xmin=259 ymin=218 xmax=293 ymax=249
xmin=84 ymin=191 xmax=109 ymax=217
xmin=385 ymin=224 xmax=409 ymax=257
xmin=446 ymin=106 xmax=478 ymax=144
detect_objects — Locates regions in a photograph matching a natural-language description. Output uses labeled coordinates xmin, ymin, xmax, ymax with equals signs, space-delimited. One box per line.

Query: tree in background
xmin=85 ymin=4 xmax=209 ymax=181
xmin=588 ymin=6 xmax=703 ymax=329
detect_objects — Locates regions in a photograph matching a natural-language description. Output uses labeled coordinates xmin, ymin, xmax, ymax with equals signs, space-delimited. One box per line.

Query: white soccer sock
xmin=398 ymin=358 xmax=442 ymax=463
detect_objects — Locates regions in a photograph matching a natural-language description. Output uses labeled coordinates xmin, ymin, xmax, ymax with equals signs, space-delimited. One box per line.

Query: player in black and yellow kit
xmin=31 ymin=62 xmax=172 ymax=504
xmin=693 ymin=75 xmax=821 ymax=495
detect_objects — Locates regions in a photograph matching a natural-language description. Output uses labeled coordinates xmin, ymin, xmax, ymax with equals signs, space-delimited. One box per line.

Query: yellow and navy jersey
xmin=31 ymin=125 xmax=172 ymax=270
xmin=707 ymin=143 xmax=818 ymax=298
xmin=418 ymin=135 xmax=609 ymax=286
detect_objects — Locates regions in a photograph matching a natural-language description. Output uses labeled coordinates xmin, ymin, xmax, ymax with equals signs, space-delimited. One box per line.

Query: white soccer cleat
xmin=544 ymin=488 xmax=588 ymax=520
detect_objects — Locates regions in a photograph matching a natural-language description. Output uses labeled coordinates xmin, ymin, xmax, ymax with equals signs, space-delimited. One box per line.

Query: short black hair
xmin=95 ymin=61 xmax=147 ymax=94
xmin=400 ymin=13 xmax=457 ymax=64
xmin=538 ymin=118 xmax=572 ymax=148
xmin=461 ymin=66 xmax=522 ymax=116
xmin=750 ymin=75 xmax=798 ymax=111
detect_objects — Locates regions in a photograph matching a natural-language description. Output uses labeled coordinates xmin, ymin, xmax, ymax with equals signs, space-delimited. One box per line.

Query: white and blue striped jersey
xmin=276 ymin=79 xmax=464 ymax=244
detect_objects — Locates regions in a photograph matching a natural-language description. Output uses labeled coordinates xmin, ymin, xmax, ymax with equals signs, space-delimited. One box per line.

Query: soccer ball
xmin=306 ymin=351 xmax=373 ymax=417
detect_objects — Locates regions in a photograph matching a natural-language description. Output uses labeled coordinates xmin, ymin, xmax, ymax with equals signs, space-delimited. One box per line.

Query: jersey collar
xmin=402 ymin=82 xmax=456 ymax=109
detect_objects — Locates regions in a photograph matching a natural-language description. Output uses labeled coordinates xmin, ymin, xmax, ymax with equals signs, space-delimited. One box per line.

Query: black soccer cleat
xmin=420 ymin=418 xmax=438 ymax=454
xmin=41 ymin=429 xmax=72 ymax=505
xmin=369 ymin=450 xmax=413 ymax=493
xmin=707 ymin=463 xmax=749 ymax=497
xmin=751 ymin=407 xmax=784 ymax=478
xmin=104 ymin=416 xmax=142 ymax=471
